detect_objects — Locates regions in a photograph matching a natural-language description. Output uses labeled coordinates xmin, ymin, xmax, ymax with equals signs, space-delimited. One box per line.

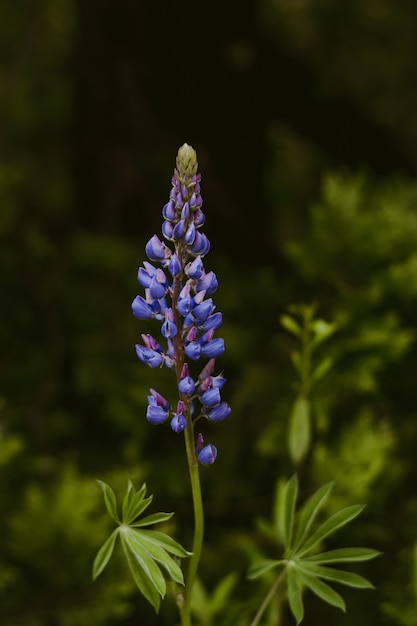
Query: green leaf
xmin=296 ymin=562 xmax=374 ymax=589
xmin=97 ymin=480 xmax=121 ymax=524
xmin=142 ymin=529 xmax=192 ymax=557
xmin=122 ymin=482 xmax=152 ymax=525
xmin=310 ymin=319 xmax=336 ymax=346
xmin=247 ymin=559 xmax=284 ymax=580
xmin=131 ymin=512 xmax=174 ymax=527
xmin=283 ymin=475 xmax=298 ymax=552
xmin=296 ymin=504 xmax=365 ymax=558
xmin=305 ymin=547 xmax=381 ymax=563
xmin=311 ymin=357 xmax=333 ymax=383
xmin=281 ymin=315 xmax=302 ymax=337
xmin=136 ymin=531 xmax=185 ymax=585
xmin=92 ymin=529 xmax=119 ymax=580
xmin=288 ymin=396 xmax=311 ymax=464
xmin=287 ymin=566 xmax=304 ymax=624
xmin=120 ymin=527 xmax=167 ymax=610
xmin=293 ymin=482 xmax=333 ymax=553
xmin=295 ymin=566 xmax=346 ymax=612
xmin=211 ymin=572 xmax=238 ymax=612
xmin=120 ymin=531 xmax=163 ymax=612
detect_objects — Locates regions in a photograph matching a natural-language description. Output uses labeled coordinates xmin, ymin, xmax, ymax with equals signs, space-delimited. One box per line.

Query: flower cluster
xmin=132 ymin=144 xmax=231 ymax=464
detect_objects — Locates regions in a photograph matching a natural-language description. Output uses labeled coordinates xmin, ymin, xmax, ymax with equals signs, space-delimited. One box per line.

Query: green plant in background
xmin=281 ymin=304 xmax=336 ymax=465
xmin=248 ymin=475 xmax=379 ymax=625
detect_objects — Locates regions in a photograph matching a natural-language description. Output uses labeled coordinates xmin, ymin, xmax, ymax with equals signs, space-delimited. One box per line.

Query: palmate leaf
xmin=97 ymin=480 xmax=121 ymax=524
xmin=92 ymin=529 xmax=118 ymax=580
xmin=296 ymin=561 xmax=374 ymax=589
xmin=283 ymin=475 xmax=298 ymax=552
xmin=295 ymin=565 xmax=346 ymax=612
xmin=248 ymin=476 xmax=379 ymax=624
xmin=130 ymin=512 xmax=174 ymax=527
xmin=287 ymin=566 xmax=304 ymax=625
xmin=292 ymin=481 xmax=333 ymax=553
xmin=120 ymin=530 xmax=164 ymax=612
xmin=296 ymin=504 xmax=365 ymax=558
xmin=305 ymin=547 xmax=380 ymax=564
xmin=134 ymin=530 xmax=185 ymax=585
xmin=93 ymin=480 xmax=190 ymax=612
xmin=247 ymin=559 xmax=285 ymax=580
xmin=122 ymin=480 xmax=153 ymax=525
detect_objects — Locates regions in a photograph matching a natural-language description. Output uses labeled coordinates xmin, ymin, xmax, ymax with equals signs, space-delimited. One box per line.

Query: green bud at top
xmin=176 ymin=143 xmax=198 ymax=179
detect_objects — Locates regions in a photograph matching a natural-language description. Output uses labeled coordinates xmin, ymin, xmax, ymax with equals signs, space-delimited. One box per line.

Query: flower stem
xmin=180 ymin=417 xmax=204 ymax=626
xmin=171 ymin=269 xmax=204 ymax=626
xmin=249 ymin=568 xmax=287 ymax=626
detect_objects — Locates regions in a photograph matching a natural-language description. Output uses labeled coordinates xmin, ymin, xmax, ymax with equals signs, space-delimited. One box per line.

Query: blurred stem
xmin=250 ymin=568 xmax=287 ymax=626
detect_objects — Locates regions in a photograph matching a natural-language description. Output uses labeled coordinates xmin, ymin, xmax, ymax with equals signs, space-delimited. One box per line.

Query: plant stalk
xmin=249 ymin=568 xmax=287 ymax=626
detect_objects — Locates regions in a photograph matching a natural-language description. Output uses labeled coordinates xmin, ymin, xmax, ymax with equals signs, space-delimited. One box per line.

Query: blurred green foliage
xmin=1 ymin=0 xmax=417 ymax=624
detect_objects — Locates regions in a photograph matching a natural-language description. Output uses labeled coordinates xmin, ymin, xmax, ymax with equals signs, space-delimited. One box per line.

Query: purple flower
xmin=135 ymin=345 xmax=163 ymax=368
xmin=202 ymin=338 xmax=225 ymax=358
xmin=171 ymin=413 xmax=187 ymax=432
xmin=132 ymin=144 xmax=231 ymax=455
xmin=147 ymin=404 xmax=169 ymax=424
xmin=132 ymin=295 xmax=154 ymax=320
xmin=197 ymin=444 xmax=218 ymax=465
xmin=200 ymin=387 xmax=221 ymax=406
xmin=145 ymin=235 xmax=168 ymax=261
xmin=206 ymin=401 xmax=231 ymax=422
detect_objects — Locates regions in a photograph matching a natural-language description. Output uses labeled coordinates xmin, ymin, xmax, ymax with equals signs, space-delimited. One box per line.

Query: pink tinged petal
xmin=199 ymin=358 xmax=216 ymax=380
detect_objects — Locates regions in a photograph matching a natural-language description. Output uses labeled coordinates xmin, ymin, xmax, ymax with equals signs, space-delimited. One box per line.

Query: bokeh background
xmin=2 ymin=1 xmax=417 ymax=624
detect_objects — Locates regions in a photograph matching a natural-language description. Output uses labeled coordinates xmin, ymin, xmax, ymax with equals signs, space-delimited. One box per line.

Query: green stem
xmin=180 ymin=418 xmax=204 ymax=626
xmin=249 ymin=568 xmax=287 ymax=626
xmin=171 ymin=268 xmax=204 ymax=626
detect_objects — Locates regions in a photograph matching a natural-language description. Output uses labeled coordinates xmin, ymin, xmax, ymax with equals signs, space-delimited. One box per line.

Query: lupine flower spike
xmin=132 ymin=143 xmax=231 ymax=463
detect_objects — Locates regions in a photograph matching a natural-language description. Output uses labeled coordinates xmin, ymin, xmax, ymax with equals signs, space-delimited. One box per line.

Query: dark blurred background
xmin=1 ymin=1 xmax=417 ymax=624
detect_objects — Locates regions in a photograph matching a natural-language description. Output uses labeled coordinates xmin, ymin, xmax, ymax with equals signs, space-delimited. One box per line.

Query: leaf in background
xmin=130 ymin=512 xmax=174 ymax=527
xmin=296 ymin=561 xmax=374 ymax=589
xmin=292 ymin=482 xmax=333 ymax=552
xmin=295 ymin=565 xmax=346 ymax=612
xmin=288 ymin=396 xmax=311 ymax=465
xmin=281 ymin=314 xmax=302 ymax=338
xmin=139 ymin=529 xmax=192 ymax=558
xmin=287 ymin=565 xmax=304 ymax=624
xmin=283 ymin=474 xmax=298 ymax=552
xmin=296 ymin=504 xmax=365 ymax=558
xmin=305 ymin=547 xmax=380 ymax=563
xmin=247 ymin=559 xmax=284 ymax=580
